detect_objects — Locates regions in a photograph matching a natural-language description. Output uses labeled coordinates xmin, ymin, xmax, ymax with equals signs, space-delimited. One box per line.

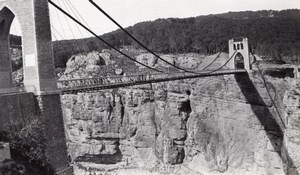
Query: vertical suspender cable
xmin=88 ymin=0 xmax=223 ymax=74
xmin=58 ymin=0 xmax=99 ymax=61
xmin=48 ymin=0 xmax=164 ymax=73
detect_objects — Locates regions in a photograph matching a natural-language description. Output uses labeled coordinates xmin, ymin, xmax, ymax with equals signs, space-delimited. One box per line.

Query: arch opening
xmin=234 ymin=52 xmax=245 ymax=69
xmin=9 ymin=13 xmax=23 ymax=87
xmin=0 ymin=6 xmax=23 ymax=88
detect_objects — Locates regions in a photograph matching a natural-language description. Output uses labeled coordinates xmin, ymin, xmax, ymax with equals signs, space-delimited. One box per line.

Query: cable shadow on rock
xmin=235 ymin=73 xmax=299 ymax=175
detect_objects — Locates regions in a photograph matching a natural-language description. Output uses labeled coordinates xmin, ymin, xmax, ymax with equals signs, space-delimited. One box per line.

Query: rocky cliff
xmin=59 ymin=50 xmax=300 ymax=174
xmin=283 ymin=78 xmax=300 ymax=175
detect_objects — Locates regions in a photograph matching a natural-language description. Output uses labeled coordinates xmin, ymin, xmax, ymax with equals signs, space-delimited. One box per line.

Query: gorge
xmin=58 ymin=50 xmax=299 ymax=175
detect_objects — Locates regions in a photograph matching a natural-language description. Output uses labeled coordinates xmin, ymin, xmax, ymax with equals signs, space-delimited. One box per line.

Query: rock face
xmin=61 ymin=61 xmax=300 ymax=174
xmin=283 ymin=79 xmax=300 ymax=174
xmin=135 ymin=52 xmax=222 ymax=70
xmin=65 ymin=51 xmax=113 ymax=71
xmin=0 ymin=142 xmax=11 ymax=162
xmin=61 ymin=51 xmax=116 ymax=80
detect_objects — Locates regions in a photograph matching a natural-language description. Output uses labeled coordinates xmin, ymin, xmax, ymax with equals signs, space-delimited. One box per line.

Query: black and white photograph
xmin=0 ymin=0 xmax=300 ymax=174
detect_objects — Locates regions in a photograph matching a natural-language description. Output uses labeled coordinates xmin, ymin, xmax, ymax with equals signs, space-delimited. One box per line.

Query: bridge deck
xmin=58 ymin=69 xmax=247 ymax=94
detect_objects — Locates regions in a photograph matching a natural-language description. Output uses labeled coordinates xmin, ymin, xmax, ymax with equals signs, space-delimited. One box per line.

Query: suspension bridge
xmin=58 ymin=69 xmax=247 ymax=94
xmin=0 ymin=0 xmax=254 ymax=174
xmin=1 ymin=1 xmax=297 ymax=175
xmin=48 ymin=0 xmax=250 ymax=94
xmin=24 ymin=0 xmax=252 ymax=94
xmin=0 ymin=0 xmax=251 ymax=94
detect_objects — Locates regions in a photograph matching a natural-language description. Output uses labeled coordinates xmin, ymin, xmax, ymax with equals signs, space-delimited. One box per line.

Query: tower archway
xmin=228 ymin=37 xmax=251 ymax=71
xmin=0 ymin=0 xmax=57 ymax=94
xmin=234 ymin=52 xmax=245 ymax=69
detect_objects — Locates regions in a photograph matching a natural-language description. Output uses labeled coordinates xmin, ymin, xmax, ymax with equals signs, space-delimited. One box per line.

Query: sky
xmin=9 ymin=0 xmax=300 ymax=40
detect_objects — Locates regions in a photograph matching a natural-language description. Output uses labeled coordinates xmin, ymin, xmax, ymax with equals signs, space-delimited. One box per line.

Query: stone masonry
xmin=228 ymin=37 xmax=251 ymax=71
xmin=0 ymin=0 xmax=72 ymax=174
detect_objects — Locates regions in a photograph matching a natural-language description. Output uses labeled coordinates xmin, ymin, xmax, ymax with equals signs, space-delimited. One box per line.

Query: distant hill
xmin=10 ymin=9 xmax=300 ymax=68
xmin=215 ymin=9 xmax=300 ymax=19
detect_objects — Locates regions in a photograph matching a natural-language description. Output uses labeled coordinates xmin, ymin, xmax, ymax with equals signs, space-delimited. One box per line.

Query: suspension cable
xmin=51 ymin=22 xmax=89 ymax=73
xmin=249 ymin=52 xmax=286 ymax=129
xmin=51 ymin=1 xmax=91 ymax=69
xmin=48 ymin=0 xmax=164 ymax=73
xmin=61 ymin=0 xmax=224 ymax=73
xmin=88 ymin=0 xmax=222 ymax=75
xmin=57 ymin=0 xmax=78 ymax=39
xmin=58 ymin=0 xmax=99 ymax=62
xmin=51 ymin=25 xmax=75 ymax=51
xmin=200 ymin=44 xmax=227 ymax=71
xmin=65 ymin=0 xmax=104 ymax=50
xmin=65 ymin=0 xmax=106 ymax=63
xmin=65 ymin=0 xmax=91 ymax=38
xmin=63 ymin=0 xmax=85 ymax=38
xmin=206 ymin=49 xmax=238 ymax=74
xmin=51 ymin=26 xmax=80 ymax=67
xmin=256 ymin=63 xmax=286 ymax=128
xmin=51 ymin=26 xmax=67 ymax=50
xmin=53 ymin=0 xmax=85 ymax=56
xmin=51 ymin=0 xmax=236 ymax=75
xmin=65 ymin=0 xmax=116 ymax=52
xmin=53 ymin=1 xmax=67 ymax=38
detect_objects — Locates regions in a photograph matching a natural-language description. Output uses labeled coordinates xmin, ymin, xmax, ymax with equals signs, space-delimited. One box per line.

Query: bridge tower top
xmin=228 ymin=37 xmax=251 ymax=71
xmin=0 ymin=0 xmax=57 ymax=95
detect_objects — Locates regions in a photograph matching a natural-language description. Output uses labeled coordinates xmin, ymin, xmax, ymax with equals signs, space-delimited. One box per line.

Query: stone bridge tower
xmin=0 ymin=0 xmax=72 ymax=174
xmin=228 ymin=37 xmax=251 ymax=71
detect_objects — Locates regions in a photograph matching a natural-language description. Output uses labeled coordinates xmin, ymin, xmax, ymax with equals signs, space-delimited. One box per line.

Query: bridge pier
xmin=0 ymin=0 xmax=72 ymax=174
xmin=36 ymin=94 xmax=72 ymax=174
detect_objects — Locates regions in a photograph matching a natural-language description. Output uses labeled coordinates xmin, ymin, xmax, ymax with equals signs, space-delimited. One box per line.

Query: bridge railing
xmin=57 ymin=72 xmax=186 ymax=89
xmin=57 ymin=69 xmax=246 ymax=90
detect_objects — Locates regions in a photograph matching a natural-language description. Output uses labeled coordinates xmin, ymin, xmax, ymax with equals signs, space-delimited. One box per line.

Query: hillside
xmin=10 ymin=9 xmax=300 ymax=68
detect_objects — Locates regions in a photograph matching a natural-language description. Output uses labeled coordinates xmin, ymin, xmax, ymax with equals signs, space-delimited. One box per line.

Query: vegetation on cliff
xmin=10 ymin=9 xmax=300 ymax=68
xmin=0 ymin=119 xmax=53 ymax=175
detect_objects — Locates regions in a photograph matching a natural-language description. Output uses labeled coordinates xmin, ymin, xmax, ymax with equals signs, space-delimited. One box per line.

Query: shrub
xmin=0 ymin=159 xmax=25 ymax=175
xmin=0 ymin=119 xmax=54 ymax=175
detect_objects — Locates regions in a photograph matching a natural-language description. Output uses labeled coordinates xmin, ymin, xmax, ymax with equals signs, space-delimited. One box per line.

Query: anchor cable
xmin=250 ymin=52 xmax=286 ymax=129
